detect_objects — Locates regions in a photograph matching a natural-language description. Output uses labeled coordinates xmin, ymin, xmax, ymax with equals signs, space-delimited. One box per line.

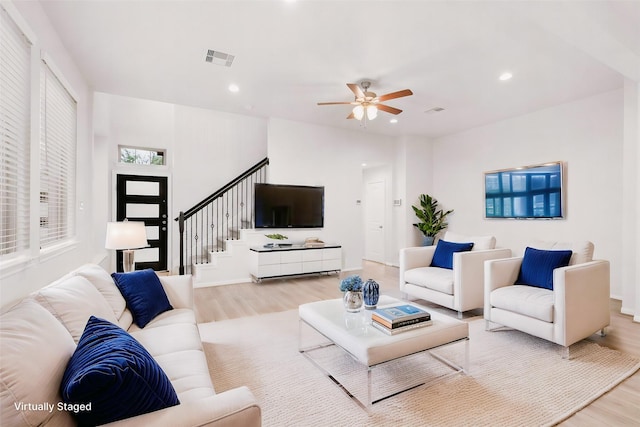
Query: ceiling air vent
xmin=424 ymin=107 xmax=445 ymax=114
xmin=205 ymin=50 xmax=235 ymax=67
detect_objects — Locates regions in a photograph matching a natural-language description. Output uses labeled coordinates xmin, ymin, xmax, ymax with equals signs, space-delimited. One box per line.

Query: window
xmin=0 ymin=5 xmax=31 ymax=258
xmin=119 ymin=146 xmax=165 ymax=166
xmin=40 ymin=60 xmax=77 ymax=248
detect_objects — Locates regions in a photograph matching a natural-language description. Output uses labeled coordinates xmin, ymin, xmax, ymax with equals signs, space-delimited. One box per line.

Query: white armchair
xmin=484 ymin=240 xmax=610 ymax=357
xmin=399 ymin=232 xmax=512 ymax=318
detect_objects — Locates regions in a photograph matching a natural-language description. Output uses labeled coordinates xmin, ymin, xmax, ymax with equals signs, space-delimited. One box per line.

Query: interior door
xmin=364 ymin=180 xmax=385 ymax=263
xmin=116 ymin=174 xmax=168 ymax=272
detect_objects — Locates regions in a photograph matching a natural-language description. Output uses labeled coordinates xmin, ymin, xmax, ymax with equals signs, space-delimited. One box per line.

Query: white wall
xmin=93 ymin=93 xmax=268 ymax=273
xmin=395 ymin=135 xmax=435 ymax=254
xmin=431 ymin=89 xmax=624 ymax=296
xmin=267 ymin=118 xmax=396 ymax=271
xmin=1 ymin=1 xmax=94 ymax=306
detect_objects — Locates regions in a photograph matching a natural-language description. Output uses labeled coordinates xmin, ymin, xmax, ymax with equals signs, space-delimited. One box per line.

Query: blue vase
xmin=363 ymin=279 xmax=380 ymax=309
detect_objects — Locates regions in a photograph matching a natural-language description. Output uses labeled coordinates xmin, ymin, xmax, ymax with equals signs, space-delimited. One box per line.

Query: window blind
xmin=39 ymin=61 xmax=76 ymax=248
xmin=0 ymin=5 xmax=31 ymax=257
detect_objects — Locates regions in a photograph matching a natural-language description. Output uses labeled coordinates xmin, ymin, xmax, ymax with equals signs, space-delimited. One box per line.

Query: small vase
xmin=343 ymin=291 xmax=364 ymax=313
xmin=363 ymin=279 xmax=380 ymax=309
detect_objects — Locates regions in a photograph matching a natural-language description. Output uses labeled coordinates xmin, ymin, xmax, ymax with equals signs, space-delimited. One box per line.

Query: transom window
xmin=119 ymin=146 xmax=166 ymax=166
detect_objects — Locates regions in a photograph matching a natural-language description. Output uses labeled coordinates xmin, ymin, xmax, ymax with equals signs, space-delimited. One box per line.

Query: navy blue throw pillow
xmin=111 ymin=269 xmax=172 ymax=328
xmin=430 ymin=239 xmax=474 ymax=270
xmin=516 ymin=247 xmax=573 ymax=290
xmin=60 ymin=316 xmax=179 ymax=426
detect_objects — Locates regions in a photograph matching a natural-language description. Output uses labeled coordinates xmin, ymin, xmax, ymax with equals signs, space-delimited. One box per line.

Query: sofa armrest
xmin=105 ymin=386 xmax=261 ymax=427
xmin=159 ymin=274 xmax=194 ymax=310
xmin=399 ymin=246 xmax=436 ymax=289
xmin=453 ymin=248 xmax=512 ymax=311
xmin=484 ymin=256 xmax=522 ymax=317
xmin=553 ymin=260 xmax=610 ymax=347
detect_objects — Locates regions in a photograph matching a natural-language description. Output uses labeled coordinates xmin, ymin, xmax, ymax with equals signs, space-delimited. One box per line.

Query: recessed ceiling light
xmin=499 ymin=72 xmax=513 ymax=81
xmin=361 ymin=163 xmax=367 ymax=167
xmin=228 ymin=83 xmax=239 ymax=93
xmin=390 ymin=118 xmax=398 ymax=124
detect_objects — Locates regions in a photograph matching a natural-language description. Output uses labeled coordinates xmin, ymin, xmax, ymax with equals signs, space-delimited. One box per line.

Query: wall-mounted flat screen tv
xmin=484 ymin=161 xmax=564 ymax=219
xmin=254 ymin=183 xmax=324 ymax=228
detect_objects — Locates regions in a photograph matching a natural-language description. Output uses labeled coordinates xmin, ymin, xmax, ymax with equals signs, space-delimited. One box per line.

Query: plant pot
xmin=422 ymin=236 xmax=435 ymax=246
xmin=343 ymin=291 xmax=364 ymax=313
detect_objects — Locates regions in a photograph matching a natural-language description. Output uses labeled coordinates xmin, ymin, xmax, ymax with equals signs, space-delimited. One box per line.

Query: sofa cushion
xmin=112 ymin=269 xmax=173 ymax=328
xmin=404 ymin=266 xmax=454 ymax=295
xmin=152 ymin=350 xmax=216 ymax=402
xmin=1 ymin=299 xmax=76 ymax=427
xmin=60 ymin=316 xmax=179 ymax=426
xmin=431 ymin=239 xmax=474 ymax=269
xmin=444 ymin=231 xmax=496 ymax=251
xmin=33 ymin=275 xmax=119 ymax=343
xmin=74 ymin=264 xmax=127 ymax=318
xmin=516 ymin=247 xmax=572 ymax=290
xmin=490 ymin=285 xmax=555 ymax=322
xmin=529 ymin=240 xmax=593 ymax=266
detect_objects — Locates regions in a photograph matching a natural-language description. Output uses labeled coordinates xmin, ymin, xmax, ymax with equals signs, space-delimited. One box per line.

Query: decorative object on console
xmin=304 ymin=237 xmax=325 ymax=248
xmin=105 ymin=219 xmax=148 ymax=272
xmin=340 ymin=275 xmax=363 ymax=312
xmin=411 ymin=194 xmax=454 ymax=246
xmin=265 ymin=233 xmax=289 ymax=248
xmin=362 ymin=278 xmax=380 ymax=309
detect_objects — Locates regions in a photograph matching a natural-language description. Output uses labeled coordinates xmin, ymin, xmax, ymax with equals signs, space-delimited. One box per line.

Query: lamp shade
xmin=352 ymin=105 xmax=364 ymax=121
xmin=366 ymin=105 xmax=378 ymax=120
xmin=105 ymin=220 xmax=148 ymax=250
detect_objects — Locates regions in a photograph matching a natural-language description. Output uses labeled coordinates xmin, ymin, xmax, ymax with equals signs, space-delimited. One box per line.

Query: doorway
xmin=364 ymin=179 xmax=386 ymax=263
xmin=115 ymin=174 xmax=168 ymax=272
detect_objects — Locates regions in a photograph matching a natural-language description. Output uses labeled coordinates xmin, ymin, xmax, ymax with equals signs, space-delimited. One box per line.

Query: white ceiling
xmin=38 ymin=0 xmax=640 ymax=138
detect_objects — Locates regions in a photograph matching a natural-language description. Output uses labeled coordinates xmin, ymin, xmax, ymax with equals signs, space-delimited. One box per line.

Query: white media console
xmin=249 ymin=244 xmax=342 ymax=282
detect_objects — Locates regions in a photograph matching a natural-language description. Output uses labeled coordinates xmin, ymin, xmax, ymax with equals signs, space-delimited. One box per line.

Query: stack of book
xmin=371 ymin=304 xmax=432 ymax=335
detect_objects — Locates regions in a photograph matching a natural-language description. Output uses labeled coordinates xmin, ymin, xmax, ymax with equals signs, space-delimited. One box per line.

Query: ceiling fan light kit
xmin=318 ymin=80 xmax=413 ymax=122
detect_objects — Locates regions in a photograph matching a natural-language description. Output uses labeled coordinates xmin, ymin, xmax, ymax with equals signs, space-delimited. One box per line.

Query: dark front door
xmin=116 ymin=174 xmax=168 ymax=272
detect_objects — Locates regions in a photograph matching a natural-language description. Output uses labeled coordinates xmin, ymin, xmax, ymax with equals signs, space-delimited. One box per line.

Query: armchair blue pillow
xmin=60 ymin=316 xmax=179 ymax=426
xmin=430 ymin=239 xmax=474 ymax=269
xmin=516 ymin=246 xmax=573 ymax=290
xmin=111 ymin=269 xmax=172 ymax=328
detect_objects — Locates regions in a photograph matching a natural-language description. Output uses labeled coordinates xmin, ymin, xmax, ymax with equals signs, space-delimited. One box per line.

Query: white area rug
xmin=198 ymin=310 xmax=639 ymax=427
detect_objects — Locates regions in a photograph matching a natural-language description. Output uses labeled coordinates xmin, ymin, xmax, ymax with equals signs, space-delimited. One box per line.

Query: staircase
xmin=176 ymin=158 xmax=269 ymax=276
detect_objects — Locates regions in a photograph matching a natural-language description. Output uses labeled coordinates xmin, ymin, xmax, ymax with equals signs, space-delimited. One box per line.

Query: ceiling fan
xmin=317 ymin=81 xmax=413 ymax=121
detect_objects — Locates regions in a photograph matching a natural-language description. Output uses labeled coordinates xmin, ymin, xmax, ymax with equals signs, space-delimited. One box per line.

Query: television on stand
xmin=254 ymin=183 xmax=324 ymax=228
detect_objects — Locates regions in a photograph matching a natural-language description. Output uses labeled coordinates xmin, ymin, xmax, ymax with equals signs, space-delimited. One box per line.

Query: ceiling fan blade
xmin=317 ymin=101 xmax=356 ymax=106
xmin=346 ymin=112 xmax=355 ymax=119
xmin=377 ymin=104 xmax=402 ymax=115
xmin=347 ymin=83 xmax=364 ymax=99
xmin=376 ymin=89 xmax=413 ymax=102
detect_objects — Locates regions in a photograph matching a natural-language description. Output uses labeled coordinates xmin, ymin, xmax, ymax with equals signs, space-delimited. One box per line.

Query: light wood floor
xmin=194 ymin=261 xmax=640 ymax=425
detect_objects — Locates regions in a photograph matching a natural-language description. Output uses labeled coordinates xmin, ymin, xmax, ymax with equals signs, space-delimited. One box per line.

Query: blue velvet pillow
xmin=60 ymin=316 xmax=179 ymax=426
xmin=516 ymin=247 xmax=573 ymax=290
xmin=111 ymin=269 xmax=172 ymax=328
xmin=430 ymin=239 xmax=474 ymax=269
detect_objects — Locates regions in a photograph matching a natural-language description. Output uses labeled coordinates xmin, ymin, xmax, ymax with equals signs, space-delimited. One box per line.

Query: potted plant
xmin=339 ymin=275 xmax=363 ymax=312
xmin=411 ymin=194 xmax=454 ymax=246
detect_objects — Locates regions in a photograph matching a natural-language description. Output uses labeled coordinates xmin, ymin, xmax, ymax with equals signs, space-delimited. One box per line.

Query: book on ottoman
xmin=371 ymin=304 xmax=431 ymax=329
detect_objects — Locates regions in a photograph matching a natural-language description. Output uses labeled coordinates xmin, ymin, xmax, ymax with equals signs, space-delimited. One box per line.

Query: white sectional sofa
xmin=0 ymin=264 xmax=261 ymax=427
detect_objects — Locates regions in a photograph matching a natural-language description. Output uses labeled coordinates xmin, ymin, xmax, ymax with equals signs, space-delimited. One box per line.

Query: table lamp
xmin=105 ymin=219 xmax=148 ymax=272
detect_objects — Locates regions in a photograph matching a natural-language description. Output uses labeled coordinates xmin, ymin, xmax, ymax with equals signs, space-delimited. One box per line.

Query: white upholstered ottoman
xmin=298 ymin=295 xmax=468 ymax=407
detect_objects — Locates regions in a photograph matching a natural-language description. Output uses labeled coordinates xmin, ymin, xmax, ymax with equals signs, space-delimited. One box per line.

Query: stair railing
xmin=175 ymin=157 xmax=269 ymax=275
